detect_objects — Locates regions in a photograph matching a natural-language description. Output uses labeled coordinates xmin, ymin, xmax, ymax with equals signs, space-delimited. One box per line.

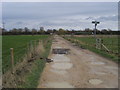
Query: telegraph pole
xmin=92 ymin=20 xmax=101 ymax=49
xmin=92 ymin=21 xmax=100 ymax=38
xmin=2 ymin=22 xmax=5 ymax=32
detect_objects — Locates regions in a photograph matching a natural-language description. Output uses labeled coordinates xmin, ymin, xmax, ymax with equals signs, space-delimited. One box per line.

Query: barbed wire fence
xmin=2 ymin=36 xmax=53 ymax=88
xmin=64 ymin=35 xmax=118 ymax=57
xmin=2 ymin=39 xmax=43 ymax=74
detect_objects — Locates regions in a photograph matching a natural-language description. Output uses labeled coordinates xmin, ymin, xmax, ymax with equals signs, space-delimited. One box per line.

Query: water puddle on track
xmin=46 ymin=82 xmax=74 ymax=88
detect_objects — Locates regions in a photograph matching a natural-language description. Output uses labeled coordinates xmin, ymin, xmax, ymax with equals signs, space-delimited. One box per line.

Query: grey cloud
xmin=3 ymin=2 xmax=118 ymax=20
xmin=85 ymin=17 xmax=96 ymax=20
xmin=97 ymin=15 xmax=118 ymax=21
xmin=15 ymin=21 xmax=24 ymax=25
xmin=85 ymin=15 xmax=118 ymax=21
xmin=2 ymin=2 xmax=118 ymax=30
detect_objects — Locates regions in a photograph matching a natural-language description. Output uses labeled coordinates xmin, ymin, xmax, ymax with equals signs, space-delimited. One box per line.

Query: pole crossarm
xmin=92 ymin=21 xmax=100 ymax=24
xmin=92 ymin=20 xmax=100 ymax=38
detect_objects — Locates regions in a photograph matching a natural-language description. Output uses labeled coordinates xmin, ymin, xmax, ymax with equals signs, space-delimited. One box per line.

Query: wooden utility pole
xmin=2 ymin=22 xmax=5 ymax=30
xmin=2 ymin=22 xmax=5 ymax=33
xmin=92 ymin=21 xmax=100 ymax=38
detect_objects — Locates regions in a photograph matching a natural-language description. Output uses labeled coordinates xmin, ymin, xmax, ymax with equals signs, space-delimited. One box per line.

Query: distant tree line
xmin=1 ymin=27 xmax=120 ymax=35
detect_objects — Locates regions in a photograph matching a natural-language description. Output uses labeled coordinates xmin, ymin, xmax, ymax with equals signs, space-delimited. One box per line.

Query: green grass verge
xmin=72 ymin=36 xmax=118 ymax=53
xmin=64 ymin=36 xmax=119 ymax=62
xmin=20 ymin=36 xmax=52 ymax=88
xmin=22 ymin=60 xmax=45 ymax=88
xmin=80 ymin=44 xmax=118 ymax=62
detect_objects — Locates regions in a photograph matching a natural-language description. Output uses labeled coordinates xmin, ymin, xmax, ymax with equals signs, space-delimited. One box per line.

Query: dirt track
xmin=38 ymin=35 xmax=118 ymax=88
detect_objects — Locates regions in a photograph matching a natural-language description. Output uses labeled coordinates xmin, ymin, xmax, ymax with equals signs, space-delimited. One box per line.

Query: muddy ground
xmin=38 ymin=35 xmax=118 ymax=88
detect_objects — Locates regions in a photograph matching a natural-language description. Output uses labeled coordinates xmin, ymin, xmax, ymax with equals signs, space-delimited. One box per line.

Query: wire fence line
xmin=2 ymin=39 xmax=44 ymax=74
xmin=64 ymin=36 xmax=118 ymax=56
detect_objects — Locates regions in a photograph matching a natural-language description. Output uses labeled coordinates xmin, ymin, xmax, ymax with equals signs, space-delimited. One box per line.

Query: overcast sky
xmin=2 ymin=2 xmax=118 ymax=30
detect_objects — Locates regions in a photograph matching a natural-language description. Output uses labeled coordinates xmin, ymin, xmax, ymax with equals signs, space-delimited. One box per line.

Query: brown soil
xmin=38 ymin=35 xmax=118 ymax=88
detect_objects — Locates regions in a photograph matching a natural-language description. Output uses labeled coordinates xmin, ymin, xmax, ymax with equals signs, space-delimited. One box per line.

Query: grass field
xmin=64 ymin=35 xmax=119 ymax=62
xmin=73 ymin=36 xmax=118 ymax=53
xmin=2 ymin=35 xmax=50 ymax=73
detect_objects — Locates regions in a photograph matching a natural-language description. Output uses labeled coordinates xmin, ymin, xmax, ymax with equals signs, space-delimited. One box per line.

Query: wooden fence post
xmin=27 ymin=42 xmax=30 ymax=59
xmin=96 ymin=38 xmax=98 ymax=49
xmin=10 ymin=48 xmax=14 ymax=74
xmin=30 ymin=41 xmax=34 ymax=57
xmin=34 ymin=40 xmax=37 ymax=55
xmin=112 ymin=40 xmax=113 ymax=53
xmin=101 ymin=39 xmax=103 ymax=50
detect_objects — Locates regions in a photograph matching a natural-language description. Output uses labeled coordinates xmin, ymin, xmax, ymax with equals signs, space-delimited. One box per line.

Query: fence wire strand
xmin=2 ymin=39 xmax=42 ymax=73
